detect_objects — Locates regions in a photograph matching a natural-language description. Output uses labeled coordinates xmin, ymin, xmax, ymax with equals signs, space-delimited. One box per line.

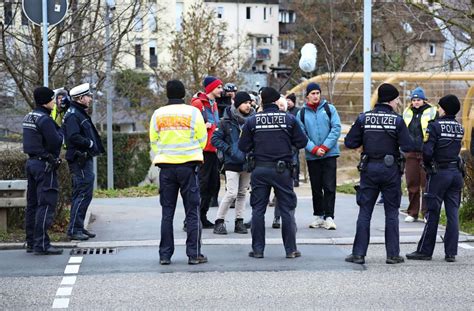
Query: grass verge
xmin=94 ymin=184 xmax=158 ymax=198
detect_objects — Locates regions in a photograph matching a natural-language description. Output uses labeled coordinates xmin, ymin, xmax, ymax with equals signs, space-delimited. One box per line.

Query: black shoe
xmin=68 ymin=233 xmax=89 ymax=241
xmin=160 ymin=258 xmax=171 ymax=265
xmin=188 ymin=255 xmax=208 ymax=265
xmin=83 ymin=229 xmax=96 ymax=238
xmin=272 ymin=217 xmax=280 ymax=229
xmin=244 ymin=220 xmax=251 ymax=229
xmin=286 ymin=250 xmax=301 ymax=258
xmin=386 ymin=256 xmax=405 ymax=264
xmin=213 ymin=219 xmax=228 ymax=235
xmin=234 ymin=218 xmax=248 ymax=234
xmin=406 ymin=251 xmax=432 ymax=261
xmin=248 ymin=251 xmax=264 ymax=258
xmin=34 ymin=246 xmax=64 ymax=255
xmin=25 ymin=243 xmax=33 ymax=253
xmin=202 ymin=219 xmax=214 ymax=229
xmin=445 ymin=255 xmax=456 ymax=262
xmin=345 ymin=254 xmax=365 ymax=264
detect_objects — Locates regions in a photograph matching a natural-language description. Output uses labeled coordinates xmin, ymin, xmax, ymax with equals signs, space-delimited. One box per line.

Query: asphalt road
xmin=1 ymin=242 xmax=473 ymax=310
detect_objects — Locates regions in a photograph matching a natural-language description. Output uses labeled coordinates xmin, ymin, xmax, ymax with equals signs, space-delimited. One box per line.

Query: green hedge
xmin=0 ymin=150 xmax=71 ymax=231
xmin=97 ymin=132 xmax=150 ymax=189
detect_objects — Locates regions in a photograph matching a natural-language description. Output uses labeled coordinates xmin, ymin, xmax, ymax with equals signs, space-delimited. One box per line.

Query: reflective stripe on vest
xmin=403 ymin=106 xmax=437 ymax=142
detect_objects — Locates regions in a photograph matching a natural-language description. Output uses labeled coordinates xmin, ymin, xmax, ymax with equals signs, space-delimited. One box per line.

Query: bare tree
xmin=167 ymin=2 xmax=239 ymax=95
xmin=0 ymin=0 xmax=142 ymax=108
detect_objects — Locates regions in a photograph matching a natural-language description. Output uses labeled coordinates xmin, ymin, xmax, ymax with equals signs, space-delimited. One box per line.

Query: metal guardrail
xmin=0 ymin=180 xmax=27 ymax=231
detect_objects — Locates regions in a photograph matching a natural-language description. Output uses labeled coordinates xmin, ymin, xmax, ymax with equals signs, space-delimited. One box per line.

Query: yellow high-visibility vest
xmin=403 ymin=105 xmax=437 ymax=142
xmin=51 ymin=104 xmax=63 ymax=126
xmin=149 ymin=104 xmax=207 ymax=164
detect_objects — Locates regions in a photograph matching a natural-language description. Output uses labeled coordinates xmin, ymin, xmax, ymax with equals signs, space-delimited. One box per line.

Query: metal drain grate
xmin=70 ymin=248 xmax=118 ymax=255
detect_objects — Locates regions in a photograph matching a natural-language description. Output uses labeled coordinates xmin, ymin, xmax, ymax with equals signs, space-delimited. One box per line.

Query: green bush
xmin=460 ymin=152 xmax=474 ymax=228
xmin=0 ymin=150 xmax=71 ymax=232
xmin=97 ymin=132 xmax=150 ymax=189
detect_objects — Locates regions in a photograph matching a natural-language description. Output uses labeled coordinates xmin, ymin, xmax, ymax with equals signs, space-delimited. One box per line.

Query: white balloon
xmin=299 ymin=43 xmax=317 ymax=73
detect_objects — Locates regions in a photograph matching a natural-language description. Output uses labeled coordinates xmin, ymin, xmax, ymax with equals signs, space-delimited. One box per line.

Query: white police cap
xmin=70 ymin=83 xmax=92 ymax=97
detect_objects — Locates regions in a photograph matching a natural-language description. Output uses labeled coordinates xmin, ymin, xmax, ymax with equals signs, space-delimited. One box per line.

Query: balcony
xmin=256 ymin=48 xmax=271 ymax=61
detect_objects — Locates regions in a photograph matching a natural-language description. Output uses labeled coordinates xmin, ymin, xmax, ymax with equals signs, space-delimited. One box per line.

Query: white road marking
xmin=68 ymin=257 xmax=83 ymax=264
xmin=56 ymin=287 xmax=73 ymax=296
xmin=64 ymin=265 xmax=80 ymax=274
xmin=60 ymin=276 xmax=77 ymax=285
xmin=459 ymin=243 xmax=474 ymax=250
xmin=52 ymin=298 xmax=69 ymax=309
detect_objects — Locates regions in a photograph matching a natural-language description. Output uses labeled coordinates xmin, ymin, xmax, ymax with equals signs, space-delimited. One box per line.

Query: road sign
xmin=22 ymin=0 xmax=68 ymax=26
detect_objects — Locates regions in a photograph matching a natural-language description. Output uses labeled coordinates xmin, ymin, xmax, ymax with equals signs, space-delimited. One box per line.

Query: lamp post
xmin=105 ymin=0 xmax=115 ymax=189
xmin=363 ymin=0 xmax=372 ymax=112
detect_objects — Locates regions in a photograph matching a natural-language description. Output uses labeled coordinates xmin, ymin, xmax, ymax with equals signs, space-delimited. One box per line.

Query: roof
xmin=373 ymin=3 xmax=446 ymax=43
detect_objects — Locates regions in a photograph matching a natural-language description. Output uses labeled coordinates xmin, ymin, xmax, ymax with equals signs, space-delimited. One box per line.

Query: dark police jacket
xmin=62 ymin=101 xmax=105 ymax=162
xmin=423 ymin=115 xmax=464 ymax=165
xmin=344 ymin=103 xmax=413 ymax=158
xmin=22 ymin=106 xmax=63 ymax=158
xmin=238 ymin=104 xmax=308 ymax=163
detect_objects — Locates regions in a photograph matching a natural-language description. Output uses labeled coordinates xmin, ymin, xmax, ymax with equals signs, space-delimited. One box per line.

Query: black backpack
xmin=299 ymin=103 xmax=332 ymax=129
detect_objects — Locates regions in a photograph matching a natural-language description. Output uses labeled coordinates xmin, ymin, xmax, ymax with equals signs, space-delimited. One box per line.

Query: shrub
xmin=97 ymin=132 xmax=150 ymax=189
xmin=460 ymin=152 xmax=474 ymax=225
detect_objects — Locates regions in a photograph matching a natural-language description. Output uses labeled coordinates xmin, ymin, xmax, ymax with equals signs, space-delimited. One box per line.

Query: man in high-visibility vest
xmin=51 ymin=88 xmax=71 ymax=126
xmin=402 ymin=87 xmax=437 ymax=223
xmin=150 ymin=79 xmax=208 ymax=265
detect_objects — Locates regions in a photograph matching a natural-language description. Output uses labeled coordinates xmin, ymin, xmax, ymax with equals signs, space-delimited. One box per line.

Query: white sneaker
xmin=324 ymin=217 xmax=337 ymax=230
xmin=404 ymin=215 xmax=416 ymax=223
xmin=309 ymin=217 xmax=325 ymax=228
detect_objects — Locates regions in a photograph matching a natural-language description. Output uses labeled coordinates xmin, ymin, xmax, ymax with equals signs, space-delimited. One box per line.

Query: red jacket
xmin=191 ymin=92 xmax=220 ymax=152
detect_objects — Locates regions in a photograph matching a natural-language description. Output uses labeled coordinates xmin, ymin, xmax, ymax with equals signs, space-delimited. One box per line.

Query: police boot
xmin=213 ymin=219 xmax=227 ymax=235
xmin=234 ymin=218 xmax=248 ymax=234
xmin=406 ymin=251 xmax=432 ymax=261
xmin=272 ymin=217 xmax=281 ymax=229
xmin=345 ymin=254 xmax=365 ymax=264
xmin=386 ymin=256 xmax=405 ymax=264
xmin=34 ymin=246 xmax=64 ymax=255
xmin=83 ymin=229 xmax=96 ymax=238
xmin=68 ymin=233 xmax=89 ymax=241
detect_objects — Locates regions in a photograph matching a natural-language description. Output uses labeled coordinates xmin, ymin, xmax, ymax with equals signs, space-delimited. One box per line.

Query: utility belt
xmin=254 ymin=160 xmax=293 ymax=173
xmin=358 ymin=153 xmax=405 ymax=174
xmin=29 ymin=154 xmax=62 ymax=173
xmin=424 ymin=157 xmax=466 ymax=177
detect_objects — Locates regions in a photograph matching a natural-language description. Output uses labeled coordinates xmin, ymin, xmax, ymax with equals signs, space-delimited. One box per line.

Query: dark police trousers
xmin=159 ymin=165 xmax=202 ymax=259
xmin=416 ymin=167 xmax=463 ymax=256
xmin=68 ymin=158 xmax=94 ymax=236
xmin=353 ymin=162 xmax=401 ymax=257
xmin=250 ymin=166 xmax=297 ymax=255
xmin=25 ymin=159 xmax=59 ymax=252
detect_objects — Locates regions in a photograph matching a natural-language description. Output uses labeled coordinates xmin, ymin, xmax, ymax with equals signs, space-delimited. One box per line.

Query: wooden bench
xmin=0 ymin=180 xmax=27 ymax=231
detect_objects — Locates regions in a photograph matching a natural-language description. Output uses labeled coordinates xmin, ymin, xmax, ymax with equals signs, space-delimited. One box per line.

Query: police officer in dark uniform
xmin=63 ymin=83 xmax=104 ymax=241
xmin=22 ymin=87 xmax=64 ymax=255
xmin=344 ymin=83 xmax=414 ymax=264
xmin=239 ymin=87 xmax=308 ymax=258
xmin=406 ymin=95 xmax=464 ymax=262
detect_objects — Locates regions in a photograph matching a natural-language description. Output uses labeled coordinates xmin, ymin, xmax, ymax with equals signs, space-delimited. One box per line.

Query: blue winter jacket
xmin=296 ymin=99 xmax=341 ymax=160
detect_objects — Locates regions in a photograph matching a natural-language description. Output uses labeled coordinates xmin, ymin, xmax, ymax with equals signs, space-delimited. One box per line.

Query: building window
xmin=289 ymin=11 xmax=295 ymax=23
xmin=373 ymin=42 xmax=381 ymax=55
xmin=246 ymin=7 xmax=251 ymax=19
xmin=4 ymin=2 xmax=13 ymax=26
xmin=148 ymin=4 xmax=157 ymax=32
xmin=429 ymin=42 xmax=436 ymax=56
xmin=217 ymin=7 xmax=223 ymax=19
xmin=134 ymin=17 xmax=143 ymax=32
xmin=149 ymin=47 xmax=157 ymax=68
xmin=263 ymin=7 xmax=267 ymax=21
xmin=135 ymin=44 xmax=143 ymax=68
xmin=176 ymin=1 xmax=184 ymax=31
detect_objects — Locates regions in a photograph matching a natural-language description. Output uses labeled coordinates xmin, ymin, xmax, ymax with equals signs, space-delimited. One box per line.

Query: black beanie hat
xmin=260 ymin=87 xmax=281 ymax=105
xmin=166 ymin=80 xmax=185 ymax=100
xmin=234 ymin=91 xmax=251 ymax=108
xmin=438 ymin=94 xmax=460 ymax=116
xmin=306 ymin=82 xmax=321 ymax=96
xmin=286 ymin=93 xmax=296 ymax=104
xmin=378 ymin=83 xmax=399 ymax=103
xmin=34 ymin=86 xmax=55 ymax=106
